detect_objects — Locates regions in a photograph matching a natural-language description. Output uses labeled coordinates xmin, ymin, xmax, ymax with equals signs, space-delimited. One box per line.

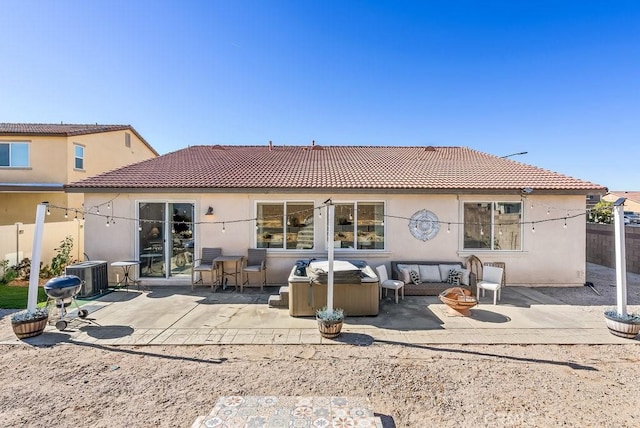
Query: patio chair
xmin=191 ymin=247 xmax=222 ymax=291
xmin=241 ymin=248 xmax=267 ymax=292
xmin=476 ymin=265 xmax=504 ymax=305
xmin=375 ymin=264 xmax=405 ymax=304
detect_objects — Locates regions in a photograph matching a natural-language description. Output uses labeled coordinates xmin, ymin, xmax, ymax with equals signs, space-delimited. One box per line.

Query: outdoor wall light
xmin=205 ymin=206 xmax=214 ymax=216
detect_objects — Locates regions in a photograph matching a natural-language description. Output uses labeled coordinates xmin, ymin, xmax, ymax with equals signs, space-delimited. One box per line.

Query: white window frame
xmin=74 ymin=144 xmax=85 ymax=170
xmin=462 ymin=201 xmax=523 ymax=251
xmin=331 ymin=201 xmax=386 ymax=251
xmin=255 ymin=201 xmax=316 ymax=251
xmin=0 ymin=141 xmax=30 ymax=167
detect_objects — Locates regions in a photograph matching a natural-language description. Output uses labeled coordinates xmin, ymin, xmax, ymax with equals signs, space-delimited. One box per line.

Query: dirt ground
xmin=0 ymin=343 xmax=639 ymax=427
xmin=1 ymin=263 xmax=639 ymax=427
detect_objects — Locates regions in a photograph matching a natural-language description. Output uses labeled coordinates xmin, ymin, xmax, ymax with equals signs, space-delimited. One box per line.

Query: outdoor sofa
xmin=390 ymin=260 xmax=476 ymax=296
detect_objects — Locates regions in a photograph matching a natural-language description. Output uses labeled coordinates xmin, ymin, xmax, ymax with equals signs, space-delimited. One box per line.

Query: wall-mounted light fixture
xmin=205 ymin=206 xmax=214 ymax=216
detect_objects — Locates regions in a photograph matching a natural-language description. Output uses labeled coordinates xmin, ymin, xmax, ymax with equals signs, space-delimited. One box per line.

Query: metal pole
xmin=28 ymin=203 xmax=47 ymax=312
xmin=613 ymin=198 xmax=627 ymax=316
xmin=327 ymin=202 xmax=335 ymax=313
xmin=15 ymin=222 xmax=22 ymax=265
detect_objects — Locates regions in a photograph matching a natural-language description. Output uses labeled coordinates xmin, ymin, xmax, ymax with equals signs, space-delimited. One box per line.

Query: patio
xmin=2 ymin=263 xmax=639 ymax=346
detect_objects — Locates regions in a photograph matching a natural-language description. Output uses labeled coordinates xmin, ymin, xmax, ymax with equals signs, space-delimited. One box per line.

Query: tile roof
xmin=0 ymin=123 xmax=158 ymax=156
xmin=607 ymin=191 xmax=640 ymax=204
xmin=65 ymin=144 xmax=607 ymax=193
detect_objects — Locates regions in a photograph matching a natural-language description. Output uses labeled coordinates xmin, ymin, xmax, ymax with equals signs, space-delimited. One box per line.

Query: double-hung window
xmin=256 ymin=202 xmax=315 ymax=249
xmin=333 ymin=202 xmax=385 ymax=250
xmin=0 ymin=142 xmax=29 ymax=167
xmin=74 ymin=144 xmax=85 ymax=170
xmin=463 ymin=202 xmax=522 ymax=250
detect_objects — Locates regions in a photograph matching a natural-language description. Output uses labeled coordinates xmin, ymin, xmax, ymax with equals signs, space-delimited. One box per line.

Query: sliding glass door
xmin=138 ymin=202 xmax=194 ymax=278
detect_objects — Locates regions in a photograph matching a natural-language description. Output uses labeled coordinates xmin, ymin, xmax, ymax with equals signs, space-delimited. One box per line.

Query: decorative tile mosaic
xmin=194 ymin=396 xmax=383 ymax=428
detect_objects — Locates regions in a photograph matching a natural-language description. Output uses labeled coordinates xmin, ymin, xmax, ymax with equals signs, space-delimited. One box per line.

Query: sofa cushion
xmin=409 ymin=270 xmax=421 ymax=285
xmin=439 ymin=264 xmax=462 ymax=282
xmin=399 ymin=268 xmax=411 ymax=284
xmin=419 ymin=265 xmax=441 ymax=282
xmin=458 ymin=268 xmax=470 ymax=286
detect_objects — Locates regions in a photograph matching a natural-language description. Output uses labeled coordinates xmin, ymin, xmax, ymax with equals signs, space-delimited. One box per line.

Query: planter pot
xmin=11 ymin=315 xmax=48 ymax=339
xmin=316 ymin=317 xmax=343 ymax=339
xmin=604 ymin=312 xmax=640 ymax=339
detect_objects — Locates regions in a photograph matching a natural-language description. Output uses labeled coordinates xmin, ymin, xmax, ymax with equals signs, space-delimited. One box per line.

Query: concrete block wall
xmin=586 ymin=224 xmax=640 ymax=274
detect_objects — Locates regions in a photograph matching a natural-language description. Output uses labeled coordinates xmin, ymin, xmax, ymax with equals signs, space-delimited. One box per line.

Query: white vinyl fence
xmin=0 ymin=221 xmax=85 ymax=271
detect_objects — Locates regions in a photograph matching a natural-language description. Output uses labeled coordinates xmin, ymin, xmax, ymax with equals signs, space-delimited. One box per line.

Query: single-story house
xmin=64 ymin=143 xmax=606 ymax=287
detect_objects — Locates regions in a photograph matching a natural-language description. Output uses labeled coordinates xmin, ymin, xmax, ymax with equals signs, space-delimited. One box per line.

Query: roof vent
xmin=424 ymin=146 xmax=436 ymax=151
xmin=268 ymin=140 xmax=273 ymax=151
xmin=310 ymin=140 xmax=323 ymax=150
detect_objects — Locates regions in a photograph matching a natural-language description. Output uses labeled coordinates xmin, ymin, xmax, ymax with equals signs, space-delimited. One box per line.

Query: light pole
xmin=501 ymin=151 xmax=528 ymax=158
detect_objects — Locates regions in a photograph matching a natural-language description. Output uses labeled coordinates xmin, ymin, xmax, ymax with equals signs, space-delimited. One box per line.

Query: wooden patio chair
xmin=241 ymin=248 xmax=267 ymax=292
xmin=191 ymin=247 xmax=222 ymax=291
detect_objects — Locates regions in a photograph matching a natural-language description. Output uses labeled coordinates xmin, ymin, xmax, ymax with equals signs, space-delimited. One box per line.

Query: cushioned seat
xmin=375 ymin=264 xmax=405 ymax=304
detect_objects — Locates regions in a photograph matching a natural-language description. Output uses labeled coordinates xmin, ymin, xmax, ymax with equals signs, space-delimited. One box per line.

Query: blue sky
xmin=1 ymin=1 xmax=638 ymax=190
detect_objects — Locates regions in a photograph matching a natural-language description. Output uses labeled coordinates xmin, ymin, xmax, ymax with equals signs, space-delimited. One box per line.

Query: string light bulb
xmin=531 ymin=223 xmax=536 ymax=233
xmin=46 ymin=207 xmax=50 ymax=216
xmin=447 ymin=223 xmax=451 ymax=233
xmin=64 ymin=210 xmax=68 ymax=219
xmin=97 ymin=207 xmax=100 ymax=214
xmin=564 ymin=218 xmax=567 ymax=228
xmin=222 ymin=222 xmax=226 ymax=233
xmin=106 ymin=217 xmax=110 ymax=227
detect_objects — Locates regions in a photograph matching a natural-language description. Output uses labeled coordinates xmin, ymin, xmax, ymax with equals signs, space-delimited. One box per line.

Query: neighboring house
xmin=603 ymin=191 xmax=640 ymax=214
xmin=66 ymin=143 xmax=606 ymax=287
xmin=0 ymin=123 xmax=158 ymax=225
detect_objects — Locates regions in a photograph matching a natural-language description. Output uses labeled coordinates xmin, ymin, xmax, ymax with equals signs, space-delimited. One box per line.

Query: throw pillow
xmin=439 ymin=264 xmax=462 ymax=282
xmin=458 ymin=268 xmax=470 ymax=286
xmin=409 ymin=270 xmax=421 ymax=285
xmin=400 ymin=268 xmax=411 ymax=284
xmin=447 ymin=269 xmax=462 ymax=285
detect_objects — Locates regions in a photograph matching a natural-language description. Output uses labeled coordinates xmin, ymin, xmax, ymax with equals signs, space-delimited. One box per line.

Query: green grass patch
xmin=0 ymin=283 xmax=48 ymax=309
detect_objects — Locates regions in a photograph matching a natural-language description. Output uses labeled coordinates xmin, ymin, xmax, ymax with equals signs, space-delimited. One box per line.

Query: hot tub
xmin=288 ymin=260 xmax=379 ymax=317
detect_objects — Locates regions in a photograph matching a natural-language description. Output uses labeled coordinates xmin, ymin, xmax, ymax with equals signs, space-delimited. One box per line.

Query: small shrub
xmin=316 ymin=307 xmax=345 ymax=321
xmin=47 ymin=236 xmax=77 ymax=277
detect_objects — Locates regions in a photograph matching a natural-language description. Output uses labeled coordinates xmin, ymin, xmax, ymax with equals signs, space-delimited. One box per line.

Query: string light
xmin=222 ymin=222 xmax=226 ymax=233
xmin=531 ymin=222 xmax=536 ymax=233
xmin=42 ymin=201 xmax=591 ymax=233
xmin=64 ymin=210 xmax=68 ymax=219
xmin=46 ymin=207 xmax=50 ymax=215
xmin=106 ymin=217 xmax=110 ymax=227
xmin=564 ymin=217 xmax=567 ymax=228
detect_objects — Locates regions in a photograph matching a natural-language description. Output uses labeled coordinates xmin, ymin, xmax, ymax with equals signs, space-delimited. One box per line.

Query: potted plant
xmin=604 ymin=310 xmax=640 ymax=339
xmin=10 ymin=307 xmax=49 ymax=339
xmin=316 ymin=307 xmax=344 ymax=338
xmin=604 ymin=198 xmax=640 ymax=339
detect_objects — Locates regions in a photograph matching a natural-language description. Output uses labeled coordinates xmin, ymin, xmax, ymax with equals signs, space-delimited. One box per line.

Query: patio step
xmin=268 ymin=286 xmax=289 ymax=308
xmin=192 ymin=396 xmax=384 ymax=428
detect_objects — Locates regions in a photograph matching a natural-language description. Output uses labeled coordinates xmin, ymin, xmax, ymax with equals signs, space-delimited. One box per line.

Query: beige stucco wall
xmin=0 ymin=130 xmax=156 ymax=225
xmin=84 ymin=192 xmax=587 ymax=287
xmin=67 ymin=130 xmax=156 ymax=183
xmin=0 ymin=136 xmax=68 ymax=183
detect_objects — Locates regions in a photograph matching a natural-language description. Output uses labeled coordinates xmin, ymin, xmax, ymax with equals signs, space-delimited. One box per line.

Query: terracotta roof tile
xmin=65 ymin=145 xmax=606 ymax=193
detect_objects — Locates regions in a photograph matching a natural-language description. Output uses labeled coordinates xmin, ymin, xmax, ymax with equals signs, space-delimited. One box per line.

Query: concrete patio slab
xmin=0 ymin=290 xmax=634 ymax=346
xmin=2 ymin=263 xmax=639 ymax=346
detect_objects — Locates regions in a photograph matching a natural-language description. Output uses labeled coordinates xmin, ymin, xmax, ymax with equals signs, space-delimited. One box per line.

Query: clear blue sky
xmin=1 ymin=1 xmax=638 ymax=191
